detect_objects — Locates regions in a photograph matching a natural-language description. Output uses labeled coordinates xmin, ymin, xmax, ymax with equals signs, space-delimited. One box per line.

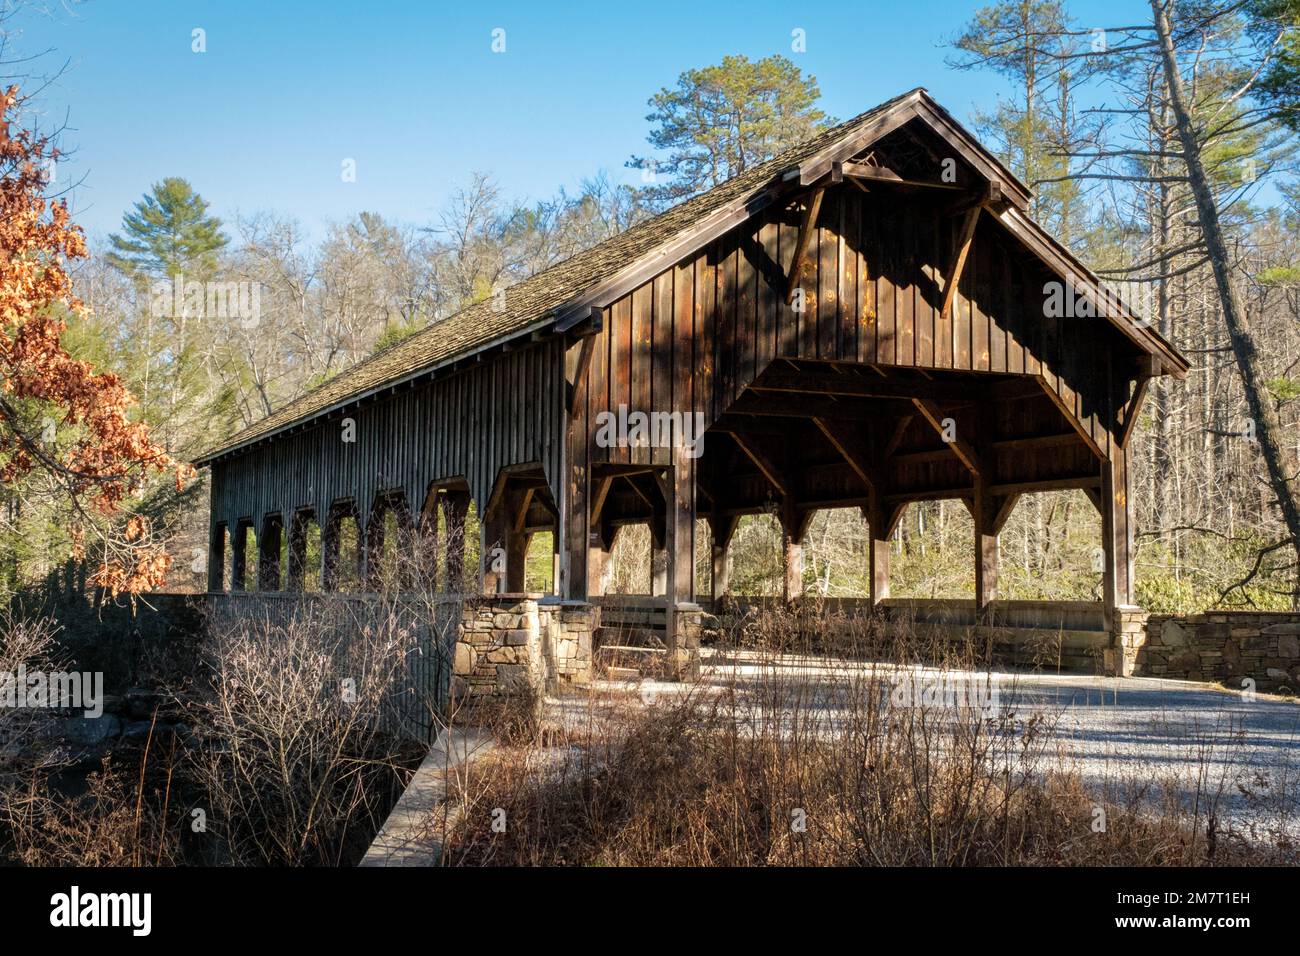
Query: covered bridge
xmin=195 ymin=88 xmax=1188 ymax=684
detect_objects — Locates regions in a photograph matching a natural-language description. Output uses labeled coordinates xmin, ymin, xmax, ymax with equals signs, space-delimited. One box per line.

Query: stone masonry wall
xmin=1107 ymin=606 xmax=1150 ymax=678
xmin=452 ymin=596 xmax=595 ymax=700
xmin=539 ymin=601 xmax=597 ymax=688
xmin=671 ymin=606 xmax=704 ymax=681
xmin=1136 ymin=611 xmax=1300 ymax=693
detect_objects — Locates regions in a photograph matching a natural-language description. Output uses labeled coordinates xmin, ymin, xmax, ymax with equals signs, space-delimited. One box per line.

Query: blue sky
xmin=13 ymin=0 xmax=1149 ymax=243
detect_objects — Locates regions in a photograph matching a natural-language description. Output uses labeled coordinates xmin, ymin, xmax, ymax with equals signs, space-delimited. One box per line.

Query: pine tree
xmin=106 ymin=178 xmax=228 ymax=455
xmin=628 ymin=54 xmax=830 ymax=208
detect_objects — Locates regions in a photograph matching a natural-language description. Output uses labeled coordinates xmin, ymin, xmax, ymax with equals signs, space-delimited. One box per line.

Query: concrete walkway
xmin=359 ymin=727 xmax=495 ymax=867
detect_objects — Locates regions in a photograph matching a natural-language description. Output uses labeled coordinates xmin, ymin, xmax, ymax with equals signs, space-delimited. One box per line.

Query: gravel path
xmin=558 ymin=646 xmax=1300 ymax=837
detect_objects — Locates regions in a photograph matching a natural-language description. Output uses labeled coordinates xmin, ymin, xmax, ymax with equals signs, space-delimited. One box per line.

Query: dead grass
xmin=438 ymin=608 xmax=1296 ymax=867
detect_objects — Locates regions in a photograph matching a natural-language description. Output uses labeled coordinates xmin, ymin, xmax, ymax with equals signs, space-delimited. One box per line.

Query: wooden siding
xmin=580 ymin=184 xmax=1142 ymax=459
xmin=210 ymin=339 xmax=566 ymax=538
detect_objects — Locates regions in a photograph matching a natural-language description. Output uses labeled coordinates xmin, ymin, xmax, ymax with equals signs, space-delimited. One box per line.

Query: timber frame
xmin=195 ymin=88 xmax=1188 ymax=675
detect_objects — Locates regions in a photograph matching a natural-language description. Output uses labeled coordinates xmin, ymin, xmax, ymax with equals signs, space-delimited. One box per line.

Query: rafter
xmin=840 ymin=160 xmax=966 ymax=191
xmin=728 ymin=432 xmax=790 ymax=497
xmin=813 ymin=418 xmax=878 ymax=493
xmin=939 ymin=205 xmax=981 ymax=326
xmin=911 ymin=398 xmax=988 ymax=477
xmin=785 ymin=187 xmax=825 ymax=306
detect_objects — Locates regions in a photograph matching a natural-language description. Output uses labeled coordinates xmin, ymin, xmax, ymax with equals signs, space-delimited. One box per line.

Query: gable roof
xmin=196 ymin=88 xmax=1186 ymax=465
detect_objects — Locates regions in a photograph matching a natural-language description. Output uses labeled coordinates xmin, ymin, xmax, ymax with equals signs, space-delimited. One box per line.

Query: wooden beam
xmin=840 ymin=161 xmax=966 ymax=191
xmin=750 ymin=371 xmax=971 ymax=402
xmin=911 ymin=398 xmax=986 ymax=477
xmin=944 ymin=179 xmax=1004 ymax=215
xmin=1033 ymin=375 xmax=1106 ymax=460
xmin=990 ymin=475 xmax=1100 ymax=496
xmin=589 ymin=475 xmax=614 ymax=524
xmin=785 ymin=187 xmax=825 ymax=306
xmin=939 ymin=205 xmax=981 ymax=325
xmin=813 ymin=418 xmax=878 ymax=493
xmin=728 ymin=432 xmax=790 ymax=498
xmin=1118 ymin=375 xmax=1152 ymax=448
xmin=623 ymin=474 xmax=659 ymax=513
xmin=726 ymin=391 xmax=913 ymax=421
xmin=908 ymin=100 xmax=1033 ymax=210
xmin=881 ymin=475 xmax=1099 ymax=505
xmin=512 ymin=487 xmax=536 ymax=534
xmin=565 ymin=328 xmax=598 ymax=413
xmin=991 ymin=492 xmax=1020 ymax=535
xmin=794 ymin=96 xmax=922 ymax=185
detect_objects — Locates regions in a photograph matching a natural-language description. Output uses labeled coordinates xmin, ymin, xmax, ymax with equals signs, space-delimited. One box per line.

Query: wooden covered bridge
xmin=195 ymin=88 xmax=1188 ymax=685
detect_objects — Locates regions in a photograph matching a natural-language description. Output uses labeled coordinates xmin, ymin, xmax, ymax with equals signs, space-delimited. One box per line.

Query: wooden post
xmin=651 ymin=540 xmax=669 ymax=596
xmin=864 ymin=499 xmax=895 ymax=607
xmin=659 ymin=463 xmax=695 ymax=672
xmin=441 ymin=492 xmax=468 ymax=594
xmin=648 ymin=474 xmax=669 ymax=596
xmin=507 ymin=531 xmax=529 ymax=593
xmin=208 ymin=523 xmax=226 ymax=593
xmin=365 ymin=505 xmax=385 ymax=592
xmin=321 ymin=512 xmax=338 ymax=592
xmin=232 ymin=521 xmax=250 ymax=592
xmin=421 ymin=488 xmax=442 ymax=592
xmin=588 ymin=534 xmax=607 ymax=597
xmin=588 ymin=522 xmax=619 ymax=597
xmin=708 ymin=514 xmax=738 ymax=605
xmin=258 ymin=516 xmax=283 ymax=591
xmin=671 ymin=460 xmax=695 ymax=604
xmin=562 ymin=373 xmax=590 ymax=603
xmin=1100 ymin=446 xmax=1134 ymax=629
xmin=481 ymin=495 xmax=508 ymax=595
xmin=286 ymin=512 xmax=308 ymax=591
xmin=780 ymin=496 xmax=809 ymax=603
xmin=973 ymin=479 xmax=998 ymax=618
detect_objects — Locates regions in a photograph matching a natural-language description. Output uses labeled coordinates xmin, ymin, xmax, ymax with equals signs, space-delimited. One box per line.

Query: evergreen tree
xmin=106 ymin=178 xmax=229 ymax=456
xmin=107 ymin=177 xmax=227 ymax=279
xmin=628 ymin=54 xmax=830 ymax=208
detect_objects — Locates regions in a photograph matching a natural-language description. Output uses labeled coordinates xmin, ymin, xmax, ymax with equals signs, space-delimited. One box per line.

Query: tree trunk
xmin=1151 ymin=0 xmax=1300 ymax=605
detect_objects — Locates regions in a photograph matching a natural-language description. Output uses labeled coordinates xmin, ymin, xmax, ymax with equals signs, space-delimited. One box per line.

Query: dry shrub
xmin=0 ymin=613 xmax=187 ymax=866
xmin=2 ymin=749 xmax=183 ymax=867
xmin=440 ymin=609 xmax=1292 ymax=867
xmin=0 ymin=612 xmax=63 ymax=786
xmin=185 ymin=597 xmax=430 ymax=866
xmin=2 ymin=526 xmax=459 ymax=866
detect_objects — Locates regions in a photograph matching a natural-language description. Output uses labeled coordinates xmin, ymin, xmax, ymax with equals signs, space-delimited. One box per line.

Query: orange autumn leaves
xmin=0 ymin=86 xmax=194 ymax=596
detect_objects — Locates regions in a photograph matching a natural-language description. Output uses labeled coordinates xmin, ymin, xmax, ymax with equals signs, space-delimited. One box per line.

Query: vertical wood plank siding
xmin=210 ymin=339 xmax=566 ymax=538
xmin=582 ymin=185 xmax=1136 ymax=464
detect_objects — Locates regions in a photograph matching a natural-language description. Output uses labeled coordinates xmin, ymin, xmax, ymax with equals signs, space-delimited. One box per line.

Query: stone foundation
xmin=1106 ymin=606 xmax=1150 ymax=677
xmin=451 ymin=595 xmax=595 ymax=702
xmin=671 ymin=605 xmax=704 ymax=681
xmin=1135 ymin=611 xmax=1300 ymax=693
xmin=540 ymin=600 xmax=597 ymax=688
